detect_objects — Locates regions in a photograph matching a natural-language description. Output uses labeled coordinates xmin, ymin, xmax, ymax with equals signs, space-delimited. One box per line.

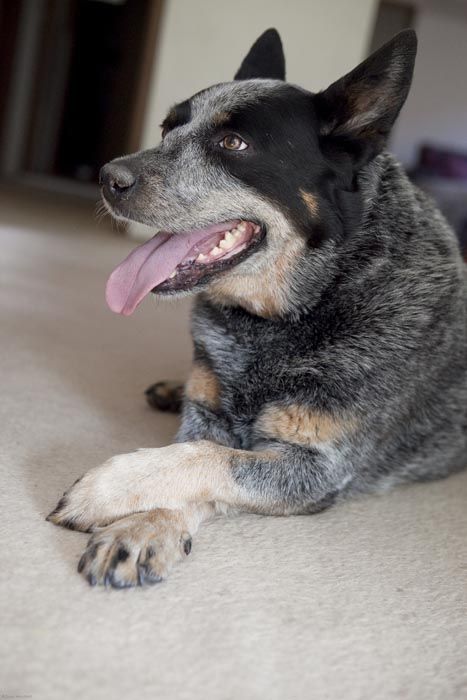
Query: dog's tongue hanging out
xmin=105 ymin=221 xmax=246 ymax=315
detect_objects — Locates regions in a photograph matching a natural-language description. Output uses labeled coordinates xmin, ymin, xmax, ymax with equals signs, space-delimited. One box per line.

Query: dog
xmin=48 ymin=28 xmax=467 ymax=588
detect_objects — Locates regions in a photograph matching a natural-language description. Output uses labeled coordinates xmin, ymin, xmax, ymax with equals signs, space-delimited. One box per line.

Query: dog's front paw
xmin=77 ymin=510 xmax=192 ymax=588
xmin=47 ymin=445 xmax=196 ymax=531
xmin=46 ymin=479 xmax=108 ymax=532
xmin=46 ymin=460 xmax=129 ymax=532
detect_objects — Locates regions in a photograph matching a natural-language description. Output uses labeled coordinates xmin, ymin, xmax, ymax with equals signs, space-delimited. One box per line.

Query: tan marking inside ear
xmin=212 ymin=111 xmax=231 ymax=127
xmin=300 ymin=189 xmax=319 ymax=218
xmin=255 ymin=404 xmax=357 ymax=446
xmin=207 ymin=235 xmax=305 ymax=318
xmin=185 ymin=363 xmax=221 ymax=409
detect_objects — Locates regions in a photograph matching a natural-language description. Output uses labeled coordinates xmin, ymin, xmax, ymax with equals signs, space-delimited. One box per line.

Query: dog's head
xmin=102 ymin=28 xmax=417 ymax=318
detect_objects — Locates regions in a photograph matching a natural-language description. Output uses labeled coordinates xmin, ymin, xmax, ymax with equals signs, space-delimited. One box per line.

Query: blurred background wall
xmin=390 ymin=0 xmax=467 ymax=168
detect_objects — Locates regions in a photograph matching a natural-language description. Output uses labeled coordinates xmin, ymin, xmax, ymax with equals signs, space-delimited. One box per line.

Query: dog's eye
xmin=219 ymin=134 xmax=248 ymax=151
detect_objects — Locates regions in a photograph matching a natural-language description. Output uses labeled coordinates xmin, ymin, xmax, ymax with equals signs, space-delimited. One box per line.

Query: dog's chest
xmin=192 ymin=300 xmax=297 ymax=415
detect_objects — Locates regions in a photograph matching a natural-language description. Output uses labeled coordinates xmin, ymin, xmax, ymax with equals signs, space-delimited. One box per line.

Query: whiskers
xmin=95 ymin=200 xmax=108 ymax=223
xmin=95 ymin=199 xmax=128 ymax=234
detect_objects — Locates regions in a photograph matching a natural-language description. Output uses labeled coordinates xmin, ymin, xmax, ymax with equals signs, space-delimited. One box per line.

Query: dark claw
xmin=183 ymin=536 xmax=192 ymax=556
xmin=46 ymin=495 xmax=68 ymax=521
xmin=53 ymin=517 xmax=81 ymax=531
xmin=138 ymin=562 xmax=163 ymax=586
xmin=77 ymin=553 xmax=88 ymax=573
xmin=107 ymin=570 xmax=134 ymax=589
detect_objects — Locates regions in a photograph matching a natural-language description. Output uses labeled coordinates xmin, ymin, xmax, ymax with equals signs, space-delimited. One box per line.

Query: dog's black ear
xmin=314 ymin=30 xmax=417 ymax=164
xmin=234 ymin=29 xmax=285 ymax=81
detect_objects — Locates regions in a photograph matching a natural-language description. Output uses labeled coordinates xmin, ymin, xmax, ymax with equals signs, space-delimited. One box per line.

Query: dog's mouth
xmin=105 ymin=220 xmax=264 ymax=315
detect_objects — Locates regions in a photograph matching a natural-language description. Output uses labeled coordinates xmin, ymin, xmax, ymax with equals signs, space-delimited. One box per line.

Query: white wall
xmin=140 ymin=0 xmax=378 ymax=150
xmin=391 ymin=2 xmax=467 ymax=167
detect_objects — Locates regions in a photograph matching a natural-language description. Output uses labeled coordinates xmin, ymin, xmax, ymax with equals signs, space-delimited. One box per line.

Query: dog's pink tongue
xmin=105 ymin=232 xmax=174 ymax=315
xmin=105 ymin=222 xmax=238 ymax=315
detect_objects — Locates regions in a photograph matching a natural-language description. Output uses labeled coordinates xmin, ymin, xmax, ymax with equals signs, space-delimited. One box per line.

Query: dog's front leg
xmin=48 ymin=438 xmax=352 ymax=531
xmin=47 ymin=441 xmax=257 ymax=532
xmin=48 ymin=438 xmax=353 ymax=587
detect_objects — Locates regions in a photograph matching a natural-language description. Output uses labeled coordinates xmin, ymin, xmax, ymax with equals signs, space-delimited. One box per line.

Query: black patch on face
xmin=161 ymin=99 xmax=192 ymax=136
xmin=205 ymin=85 xmax=364 ymax=247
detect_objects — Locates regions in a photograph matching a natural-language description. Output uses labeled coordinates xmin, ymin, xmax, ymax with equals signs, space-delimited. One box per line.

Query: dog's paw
xmin=46 ymin=472 xmax=111 ymax=532
xmin=77 ymin=510 xmax=192 ymax=588
xmin=46 ymin=448 xmax=159 ymax=531
xmin=145 ymin=381 xmax=184 ymax=413
xmin=46 ymin=445 xmax=196 ymax=531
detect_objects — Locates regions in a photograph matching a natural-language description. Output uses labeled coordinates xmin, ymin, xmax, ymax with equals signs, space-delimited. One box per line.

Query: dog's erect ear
xmin=314 ymin=30 xmax=417 ymax=163
xmin=234 ymin=28 xmax=285 ymax=81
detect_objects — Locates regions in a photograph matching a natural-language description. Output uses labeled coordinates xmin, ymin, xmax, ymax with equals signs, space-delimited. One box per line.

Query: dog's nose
xmin=99 ymin=163 xmax=136 ymax=198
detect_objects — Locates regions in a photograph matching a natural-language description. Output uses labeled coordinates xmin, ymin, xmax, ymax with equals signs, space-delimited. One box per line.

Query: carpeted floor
xmin=1 ymin=186 xmax=466 ymax=700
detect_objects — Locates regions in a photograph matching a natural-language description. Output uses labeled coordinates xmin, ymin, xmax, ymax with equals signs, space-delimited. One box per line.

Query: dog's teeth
xmin=220 ymin=238 xmax=234 ymax=250
xmin=225 ymin=231 xmax=234 ymax=242
xmin=210 ymin=246 xmax=221 ymax=256
xmin=169 ymin=271 xmax=177 ymax=278
xmin=233 ymin=230 xmax=242 ymax=238
xmin=197 ymin=253 xmax=207 ymax=262
xmin=237 ymin=222 xmax=247 ymax=232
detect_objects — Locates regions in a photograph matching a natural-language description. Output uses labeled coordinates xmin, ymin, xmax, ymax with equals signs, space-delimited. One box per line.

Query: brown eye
xmin=219 ymin=134 xmax=248 ymax=151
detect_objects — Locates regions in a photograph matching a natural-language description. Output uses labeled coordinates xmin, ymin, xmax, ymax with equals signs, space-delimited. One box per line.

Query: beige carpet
xmin=1 ymin=186 xmax=466 ymax=700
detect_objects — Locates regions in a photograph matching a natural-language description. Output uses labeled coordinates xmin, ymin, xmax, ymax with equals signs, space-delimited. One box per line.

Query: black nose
xmin=99 ymin=163 xmax=136 ymax=198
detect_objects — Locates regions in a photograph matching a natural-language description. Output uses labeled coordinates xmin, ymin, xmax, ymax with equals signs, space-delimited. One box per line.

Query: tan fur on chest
xmin=255 ymin=404 xmax=357 ymax=446
xmin=185 ymin=363 xmax=221 ymax=409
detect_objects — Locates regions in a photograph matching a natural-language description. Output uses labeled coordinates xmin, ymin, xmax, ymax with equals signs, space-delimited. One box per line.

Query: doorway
xmin=0 ymin=0 xmax=163 ymax=195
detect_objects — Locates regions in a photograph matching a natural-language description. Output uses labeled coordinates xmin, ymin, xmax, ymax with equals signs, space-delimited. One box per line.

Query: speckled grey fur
xmin=175 ymin=152 xmax=467 ymax=511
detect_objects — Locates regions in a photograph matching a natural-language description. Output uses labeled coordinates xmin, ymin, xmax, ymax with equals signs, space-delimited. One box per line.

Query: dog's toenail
xmin=46 ymin=495 xmax=68 ymax=520
xmin=138 ymin=563 xmax=163 ymax=586
xmin=77 ymin=553 xmax=87 ymax=573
